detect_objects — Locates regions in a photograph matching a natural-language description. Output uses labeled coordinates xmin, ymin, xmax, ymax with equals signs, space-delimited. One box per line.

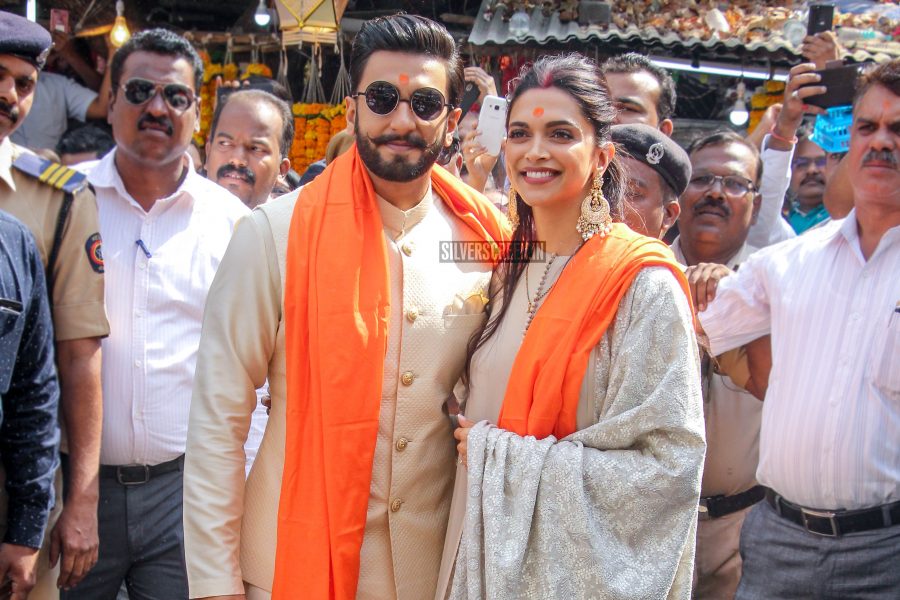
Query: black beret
xmin=611 ymin=124 xmax=692 ymax=198
xmin=0 ymin=11 xmax=52 ymax=70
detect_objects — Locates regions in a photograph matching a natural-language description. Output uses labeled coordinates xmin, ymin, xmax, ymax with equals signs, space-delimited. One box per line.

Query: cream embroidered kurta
xmin=437 ymin=264 xmax=706 ymax=600
xmin=184 ymin=185 xmax=493 ymax=599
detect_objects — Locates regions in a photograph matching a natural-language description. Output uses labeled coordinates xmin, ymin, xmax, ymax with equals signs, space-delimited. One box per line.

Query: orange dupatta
xmin=274 ymin=145 xmax=509 ymax=600
xmin=497 ymin=223 xmax=693 ymax=440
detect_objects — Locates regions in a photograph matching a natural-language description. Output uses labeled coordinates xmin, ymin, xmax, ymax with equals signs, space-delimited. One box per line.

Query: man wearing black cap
xmin=672 ymin=130 xmax=766 ymax=599
xmin=612 ymin=123 xmax=689 ymax=239
xmin=0 ymin=10 xmax=108 ymax=597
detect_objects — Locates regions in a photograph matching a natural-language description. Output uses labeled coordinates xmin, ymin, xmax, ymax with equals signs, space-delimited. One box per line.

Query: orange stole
xmin=497 ymin=223 xmax=693 ymax=440
xmin=274 ymin=145 xmax=509 ymax=600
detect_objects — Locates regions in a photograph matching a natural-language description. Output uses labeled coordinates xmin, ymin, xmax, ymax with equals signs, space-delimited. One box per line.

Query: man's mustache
xmin=0 ymin=100 xmax=19 ymax=124
xmin=862 ymin=149 xmax=898 ymax=168
xmin=370 ymin=132 xmax=428 ymax=149
xmin=138 ymin=113 xmax=174 ymax=135
xmin=800 ymin=172 xmax=825 ymax=187
xmin=693 ymin=196 xmax=733 ymax=217
xmin=216 ymin=163 xmax=256 ymax=185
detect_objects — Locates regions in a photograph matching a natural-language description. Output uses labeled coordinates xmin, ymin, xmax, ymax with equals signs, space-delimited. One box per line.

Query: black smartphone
xmin=807 ymin=4 xmax=835 ymax=36
xmin=805 ymin=64 xmax=862 ymax=109
xmin=458 ymin=82 xmax=482 ymax=116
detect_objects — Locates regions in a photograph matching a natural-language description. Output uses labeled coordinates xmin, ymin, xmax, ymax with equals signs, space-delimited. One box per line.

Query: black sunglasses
xmin=352 ymin=81 xmax=453 ymax=121
xmin=121 ymin=78 xmax=195 ymax=112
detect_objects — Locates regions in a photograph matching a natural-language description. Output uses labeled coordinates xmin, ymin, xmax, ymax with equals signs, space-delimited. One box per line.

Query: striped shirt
xmin=699 ymin=210 xmax=900 ymax=510
xmin=88 ymin=151 xmax=248 ymax=466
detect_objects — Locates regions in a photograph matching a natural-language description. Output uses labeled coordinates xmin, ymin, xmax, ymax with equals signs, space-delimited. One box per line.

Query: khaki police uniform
xmin=0 ymin=138 xmax=108 ymax=340
xmin=0 ymin=137 xmax=109 ymax=600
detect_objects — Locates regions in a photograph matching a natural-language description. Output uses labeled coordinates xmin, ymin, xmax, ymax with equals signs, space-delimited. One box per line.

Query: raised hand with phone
xmin=768 ymin=63 xmax=828 ymax=152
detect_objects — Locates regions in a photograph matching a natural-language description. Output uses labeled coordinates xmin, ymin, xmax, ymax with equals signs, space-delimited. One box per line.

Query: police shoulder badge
xmin=85 ymin=232 xmax=104 ymax=273
xmin=646 ymin=142 xmax=665 ymax=165
xmin=12 ymin=152 xmax=87 ymax=194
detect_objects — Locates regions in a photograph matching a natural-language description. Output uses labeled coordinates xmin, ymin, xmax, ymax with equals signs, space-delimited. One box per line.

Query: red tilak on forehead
xmin=399 ymin=74 xmax=409 ymax=85
xmin=533 ymin=107 xmax=544 ymax=117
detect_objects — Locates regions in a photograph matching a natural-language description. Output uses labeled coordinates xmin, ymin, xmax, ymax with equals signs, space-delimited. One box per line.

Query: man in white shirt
xmin=697 ymin=59 xmax=900 ymax=599
xmin=62 ymin=29 xmax=248 ymax=600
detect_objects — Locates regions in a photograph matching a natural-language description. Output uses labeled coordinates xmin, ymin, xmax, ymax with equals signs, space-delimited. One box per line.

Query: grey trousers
xmin=735 ymin=499 xmax=900 ymax=600
xmin=61 ymin=461 xmax=188 ymax=600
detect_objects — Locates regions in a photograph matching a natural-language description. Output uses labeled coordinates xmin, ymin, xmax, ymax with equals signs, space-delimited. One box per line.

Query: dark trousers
xmin=735 ymin=500 xmax=900 ymax=600
xmin=61 ymin=459 xmax=188 ymax=600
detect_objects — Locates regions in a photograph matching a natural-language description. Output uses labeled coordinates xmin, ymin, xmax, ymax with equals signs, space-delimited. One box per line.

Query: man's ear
xmin=750 ymin=191 xmax=762 ymax=225
xmin=279 ymin=157 xmax=291 ymax=178
xmin=661 ymin=200 xmax=681 ymax=236
xmin=659 ymin=119 xmax=674 ymax=137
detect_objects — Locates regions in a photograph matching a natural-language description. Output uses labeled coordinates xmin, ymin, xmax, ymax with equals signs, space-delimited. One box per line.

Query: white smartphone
xmin=476 ymin=95 xmax=508 ymax=156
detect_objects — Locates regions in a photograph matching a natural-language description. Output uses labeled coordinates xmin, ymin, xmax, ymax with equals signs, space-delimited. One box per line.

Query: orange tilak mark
xmin=399 ymin=74 xmax=409 ymax=85
xmin=533 ymin=107 xmax=545 ymax=117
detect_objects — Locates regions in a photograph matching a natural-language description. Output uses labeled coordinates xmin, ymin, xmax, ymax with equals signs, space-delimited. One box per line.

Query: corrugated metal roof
xmin=467 ymin=4 xmax=898 ymax=65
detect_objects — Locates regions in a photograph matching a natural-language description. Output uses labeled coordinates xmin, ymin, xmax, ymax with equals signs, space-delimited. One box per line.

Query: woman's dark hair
xmin=462 ymin=53 xmax=626 ymax=388
xmin=110 ymin=28 xmax=204 ymax=91
xmin=349 ymin=14 xmax=463 ymax=106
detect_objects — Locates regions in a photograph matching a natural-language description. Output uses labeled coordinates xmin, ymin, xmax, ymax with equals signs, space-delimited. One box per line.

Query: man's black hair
xmin=56 ymin=124 xmax=115 ymax=159
xmin=349 ymin=14 xmax=463 ymax=106
xmin=687 ymin=130 xmax=763 ymax=185
xmin=602 ymin=52 xmax=677 ymax=122
xmin=208 ymin=89 xmax=294 ymax=159
xmin=110 ymin=28 xmax=204 ymax=91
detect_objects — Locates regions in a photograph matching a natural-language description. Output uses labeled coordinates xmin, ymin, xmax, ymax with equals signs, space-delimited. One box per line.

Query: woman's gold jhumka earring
xmin=507 ymin=186 xmax=520 ymax=230
xmin=575 ymin=170 xmax=612 ymax=241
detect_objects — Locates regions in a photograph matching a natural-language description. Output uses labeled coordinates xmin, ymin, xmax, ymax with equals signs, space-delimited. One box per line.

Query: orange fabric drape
xmin=273 ymin=145 xmax=509 ymax=599
xmin=497 ymin=223 xmax=693 ymax=440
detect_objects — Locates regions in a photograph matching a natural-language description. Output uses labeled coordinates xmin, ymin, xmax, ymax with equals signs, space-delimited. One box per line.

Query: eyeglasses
xmin=351 ymin=81 xmax=453 ymax=121
xmin=121 ymin=78 xmax=195 ymax=112
xmin=688 ymin=174 xmax=756 ymax=196
xmin=792 ymin=156 xmax=827 ymax=170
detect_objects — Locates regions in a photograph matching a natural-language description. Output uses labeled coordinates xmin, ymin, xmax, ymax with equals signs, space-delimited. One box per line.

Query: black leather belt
xmin=100 ymin=454 xmax=184 ymax=486
xmin=766 ymin=489 xmax=900 ymax=537
xmin=699 ymin=485 xmax=767 ymax=519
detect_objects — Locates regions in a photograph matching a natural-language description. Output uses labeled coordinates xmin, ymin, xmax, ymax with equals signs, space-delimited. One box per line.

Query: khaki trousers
xmin=693 ymin=505 xmax=754 ymax=599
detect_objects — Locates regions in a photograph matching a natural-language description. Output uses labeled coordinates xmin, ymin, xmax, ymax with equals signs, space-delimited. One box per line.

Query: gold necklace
xmin=524 ymin=253 xmax=558 ymax=335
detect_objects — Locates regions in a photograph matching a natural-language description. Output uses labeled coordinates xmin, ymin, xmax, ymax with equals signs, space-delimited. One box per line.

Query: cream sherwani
xmin=184 ymin=183 xmax=492 ymax=599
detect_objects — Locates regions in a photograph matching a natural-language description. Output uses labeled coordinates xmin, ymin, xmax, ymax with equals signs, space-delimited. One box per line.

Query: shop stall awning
xmin=468 ymin=1 xmax=899 ymax=66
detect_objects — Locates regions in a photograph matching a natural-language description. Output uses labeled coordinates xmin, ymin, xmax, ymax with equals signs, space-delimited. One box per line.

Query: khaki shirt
xmin=0 ymin=138 xmax=108 ymax=341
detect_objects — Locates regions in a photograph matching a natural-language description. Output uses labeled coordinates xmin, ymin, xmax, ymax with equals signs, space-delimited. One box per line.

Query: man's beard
xmin=355 ymin=113 xmax=445 ymax=182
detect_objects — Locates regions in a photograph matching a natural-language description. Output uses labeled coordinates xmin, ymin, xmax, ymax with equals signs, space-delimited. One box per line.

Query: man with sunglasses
xmin=184 ymin=14 xmax=506 ymax=600
xmin=786 ymin=137 xmax=831 ymax=233
xmin=0 ymin=12 xmax=111 ymax=597
xmin=64 ymin=29 xmax=248 ymax=600
xmin=670 ymin=130 xmax=768 ymax=600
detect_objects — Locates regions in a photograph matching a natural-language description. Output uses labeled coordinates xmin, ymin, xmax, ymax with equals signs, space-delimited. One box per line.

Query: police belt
xmin=698 ymin=485 xmax=767 ymax=519
xmin=100 ymin=454 xmax=184 ymax=486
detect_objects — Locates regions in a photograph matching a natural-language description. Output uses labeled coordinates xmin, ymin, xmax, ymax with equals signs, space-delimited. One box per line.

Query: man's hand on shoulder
xmin=0 ymin=542 xmax=40 ymax=600
xmin=686 ymin=263 xmax=734 ymax=312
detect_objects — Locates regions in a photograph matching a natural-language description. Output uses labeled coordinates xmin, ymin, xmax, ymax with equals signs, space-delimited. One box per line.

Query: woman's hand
xmin=454 ymin=415 xmax=476 ymax=469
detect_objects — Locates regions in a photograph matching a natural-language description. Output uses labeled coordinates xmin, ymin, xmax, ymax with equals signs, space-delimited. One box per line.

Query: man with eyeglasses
xmin=64 ymin=28 xmax=248 ymax=600
xmin=670 ymin=130 xmax=769 ymax=600
xmin=787 ymin=137 xmax=831 ymax=233
xmin=0 ymin=12 xmax=110 ymax=597
xmin=183 ymin=14 xmax=507 ymax=600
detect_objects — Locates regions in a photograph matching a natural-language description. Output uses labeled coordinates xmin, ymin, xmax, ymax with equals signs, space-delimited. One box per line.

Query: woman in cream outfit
xmin=436 ymin=54 xmax=706 ymax=600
